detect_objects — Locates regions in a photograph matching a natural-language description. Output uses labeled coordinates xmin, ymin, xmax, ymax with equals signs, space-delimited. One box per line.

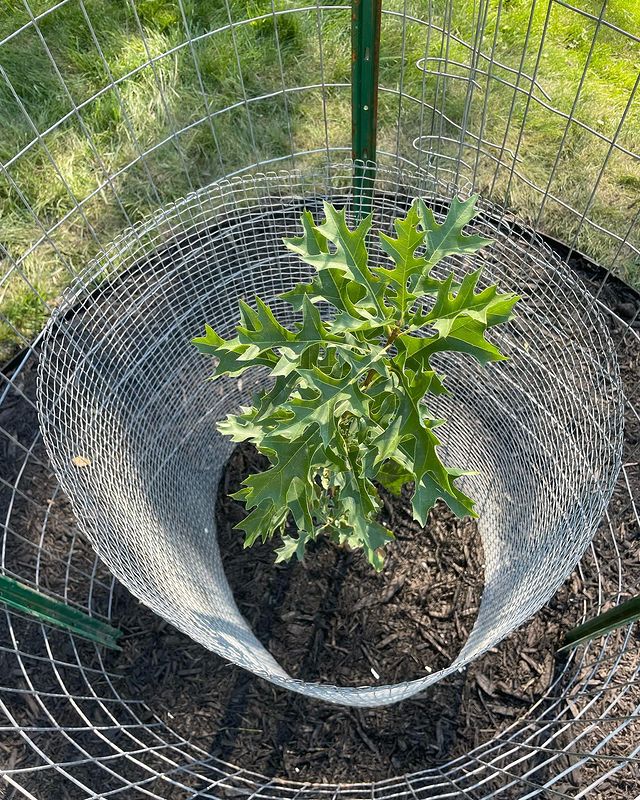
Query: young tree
xmin=194 ymin=196 xmax=519 ymax=569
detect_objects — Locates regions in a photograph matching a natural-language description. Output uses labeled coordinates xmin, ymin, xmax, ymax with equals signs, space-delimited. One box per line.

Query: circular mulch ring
xmin=107 ymin=301 xmax=639 ymax=783
xmin=1 ymin=250 xmax=638 ymax=793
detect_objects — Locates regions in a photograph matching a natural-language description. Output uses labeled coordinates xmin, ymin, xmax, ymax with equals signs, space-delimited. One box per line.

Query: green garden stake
xmin=560 ymin=595 xmax=640 ymax=651
xmin=352 ymin=0 xmax=382 ymax=220
xmin=0 ymin=574 xmax=122 ymax=650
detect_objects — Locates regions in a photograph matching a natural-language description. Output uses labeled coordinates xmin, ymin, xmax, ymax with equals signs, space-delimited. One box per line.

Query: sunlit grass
xmin=1 ymin=0 xmax=638 ymax=363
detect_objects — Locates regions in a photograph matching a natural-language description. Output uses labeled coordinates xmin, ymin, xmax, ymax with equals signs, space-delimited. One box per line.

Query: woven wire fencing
xmin=1 ymin=0 xmax=639 ymax=797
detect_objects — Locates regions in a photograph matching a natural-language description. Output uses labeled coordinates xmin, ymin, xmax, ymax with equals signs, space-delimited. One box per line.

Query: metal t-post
xmin=352 ymin=0 xmax=382 ymax=219
xmin=0 ymin=574 xmax=122 ymax=649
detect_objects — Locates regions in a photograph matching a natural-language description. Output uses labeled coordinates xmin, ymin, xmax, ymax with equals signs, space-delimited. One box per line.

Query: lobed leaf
xmin=284 ymin=202 xmax=391 ymax=321
xmin=416 ymin=195 xmax=494 ymax=274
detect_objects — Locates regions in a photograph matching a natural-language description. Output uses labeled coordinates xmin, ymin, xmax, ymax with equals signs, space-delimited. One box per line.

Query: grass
xmin=1 ymin=0 xmax=639 ymax=363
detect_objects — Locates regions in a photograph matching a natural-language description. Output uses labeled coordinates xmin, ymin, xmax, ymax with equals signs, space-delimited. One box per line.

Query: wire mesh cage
xmin=1 ymin=0 xmax=639 ymax=798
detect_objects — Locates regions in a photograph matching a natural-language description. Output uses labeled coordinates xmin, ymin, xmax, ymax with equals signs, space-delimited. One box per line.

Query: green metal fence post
xmin=352 ymin=0 xmax=382 ymax=219
xmin=0 ymin=574 xmax=123 ymax=649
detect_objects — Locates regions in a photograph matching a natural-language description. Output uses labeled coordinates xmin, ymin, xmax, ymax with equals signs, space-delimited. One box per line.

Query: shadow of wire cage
xmin=1 ymin=0 xmax=639 ymax=797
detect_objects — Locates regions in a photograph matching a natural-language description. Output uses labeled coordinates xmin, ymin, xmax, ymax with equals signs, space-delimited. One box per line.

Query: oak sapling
xmin=194 ymin=196 xmax=519 ymax=570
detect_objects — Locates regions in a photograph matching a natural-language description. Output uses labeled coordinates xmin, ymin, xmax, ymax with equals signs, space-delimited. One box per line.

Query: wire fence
xmin=1 ymin=0 xmax=639 ymax=797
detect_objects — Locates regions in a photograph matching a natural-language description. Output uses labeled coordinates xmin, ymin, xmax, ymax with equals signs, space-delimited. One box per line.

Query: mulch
xmin=114 ymin=444 xmax=487 ymax=781
xmin=105 ymin=306 xmax=640 ymax=785
xmin=1 ymin=246 xmax=638 ymax=792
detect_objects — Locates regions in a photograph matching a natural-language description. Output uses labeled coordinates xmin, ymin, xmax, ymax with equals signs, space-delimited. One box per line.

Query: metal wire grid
xmin=34 ymin=165 xmax=621 ymax=703
xmin=0 ymin=0 xmax=638 ymax=796
xmin=0 ymin=416 xmax=638 ymax=790
xmin=1 ymin=0 xmax=639 ymax=341
xmin=0 ymin=164 xmax=621 ymax=795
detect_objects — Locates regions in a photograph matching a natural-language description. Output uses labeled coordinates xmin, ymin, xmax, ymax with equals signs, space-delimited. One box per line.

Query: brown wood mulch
xmin=0 ymin=257 xmax=638 ymax=794
xmin=108 ymin=298 xmax=640 ymax=785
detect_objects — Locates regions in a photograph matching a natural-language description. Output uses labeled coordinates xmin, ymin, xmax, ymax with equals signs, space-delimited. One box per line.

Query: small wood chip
xmin=489 ymin=704 xmax=518 ymax=717
xmin=496 ymin=681 xmax=530 ymax=703
xmin=520 ymin=651 xmax=543 ymax=675
xmin=476 ymin=672 xmax=497 ymax=697
xmin=352 ymin=575 xmax=406 ymax=610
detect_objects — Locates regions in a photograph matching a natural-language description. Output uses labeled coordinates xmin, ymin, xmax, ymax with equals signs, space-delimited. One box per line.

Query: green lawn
xmin=1 ymin=0 xmax=639 ymax=363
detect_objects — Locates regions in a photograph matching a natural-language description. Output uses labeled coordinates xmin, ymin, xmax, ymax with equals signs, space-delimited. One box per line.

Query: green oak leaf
xmin=275 ymin=533 xmax=308 ymax=564
xmin=376 ymin=458 xmax=414 ymax=496
xmin=192 ymin=325 xmax=277 ymax=376
xmin=281 ymin=266 xmax=367 ymax=317
xmin=236 ymin=426 xmax=323 ymax=512
xmin=374 ymin=203 xmax=427 ymax=316
xmin=236 ymin=295 xmax=342 ymax=356
xmin=418 ymin=269 xmax=519 ymax=332
xmin=239 ymin=500 xmax=288 ymax=547
xmin=389 ymin=366 xmax=472 ymax=524
xmin=283 ymin=202 xmax=391 ymax=321
xmin=416 ymin=194 xmax=494 ymax=276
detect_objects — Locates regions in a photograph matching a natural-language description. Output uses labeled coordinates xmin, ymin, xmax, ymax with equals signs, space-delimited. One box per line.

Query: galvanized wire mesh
xmin=36 ymin=165 xmax=624 ymax=709
xmin=1 ymin=0 xmax=640 ymax=797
